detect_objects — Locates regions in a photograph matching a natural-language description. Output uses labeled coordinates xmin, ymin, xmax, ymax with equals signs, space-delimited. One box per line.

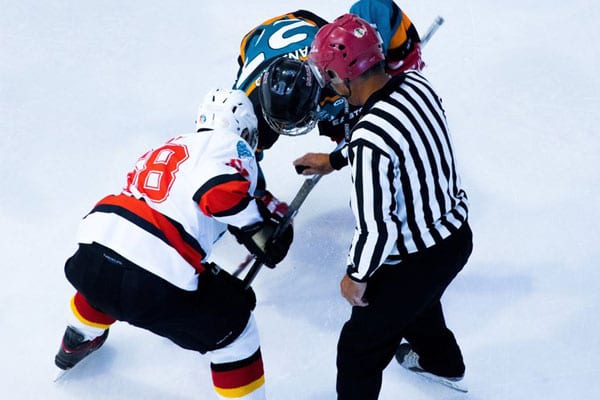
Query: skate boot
xmin=55 ymin=326 xmax=109 ymax=370
xmin=395 ymin=343 xmax=467 ymax=392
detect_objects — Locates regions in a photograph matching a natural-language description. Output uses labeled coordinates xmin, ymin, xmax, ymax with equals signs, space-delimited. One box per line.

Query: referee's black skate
xmin=395 ymin=343 xmax=468 ymax=393
xmin=55 ymin=326 xmax=109 ymax=370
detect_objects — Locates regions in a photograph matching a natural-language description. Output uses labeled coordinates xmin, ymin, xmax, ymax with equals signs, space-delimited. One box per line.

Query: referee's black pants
xmin=336 ymin=222 xmax=473 ymax=400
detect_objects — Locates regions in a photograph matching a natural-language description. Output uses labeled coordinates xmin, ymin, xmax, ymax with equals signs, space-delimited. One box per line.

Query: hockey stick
xmin=233 ymin=171 xmax=325 ymax=280
xmin=420 ymin=16 xmax=444 ymax=47
xmin=238 ymin=12 xmax=439 ymax=281
xmin=232 ymin=254 xmax=255 ymax=277
xmin=238 ymin=18 xmax=446 ymax=287
xmin=241 ymin=172 xmax=324 ymax=288
xmin=239 ymin=137 xmax=346 ymax=287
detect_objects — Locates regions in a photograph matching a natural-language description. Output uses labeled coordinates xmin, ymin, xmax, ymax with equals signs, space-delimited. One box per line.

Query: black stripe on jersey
xmin=402 ymin=79 xmax=455 ymax=188
xmin=401 ymin=75 xmax=468 ymax=237
xmin=349 ymin=142 xmax=367 ymax=273
xmin=368 ymin=147 xmax=390 ymax=276
xmin=354 ymin=119 xmax=427 ymax=251
xmin=92 ymin=203 xmax=206 ymax=258
xmin=391 ymin=88 xmax=450 ymax=209
xmin=404 ymin=74 xmax=462 ymax=201
xmin=374 ymin=101 xmax=445 ymax=244
xmin=385 ymin=148 xmax=408 ymax=255
xmin=193 ymin=173 xmax=252 ymax=217
xmin=210 ymin=348 xmax=262 ymax=372
xmin=293 ymin=9 xmax=329 ymax=27
xmin=451 ymin=201 xmax=468 ymax=224
xmin=370 ymin=106 xmax=438 ymax=229
xmin=212 ymin=196 xmax=252 ymax=218
xmin=376 ymin=76 xmax=464 ymax=244
xmin=349 ymin=139 xmax=404 ymax=274
xmin=93 ymin=203 xmax=166 ymax=242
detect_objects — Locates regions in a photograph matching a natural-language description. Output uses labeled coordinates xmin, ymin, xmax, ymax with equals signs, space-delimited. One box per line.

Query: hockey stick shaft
xmin=241 ymin=174 xmax=323 ymax=288
xmin=241 ymin=140 xmax=344 ymax=287
xmin=271 ymin=173 xmax=322 ymax=238
xmin=233 ymin=254 xmax=255 ymax=277
xmin=242 ymin=257 xmax=264 ymax=288
xmin=420 ymin=16 xmax=444 ymax=47
xmin=242 ymin=17 xmax=446 ymax=287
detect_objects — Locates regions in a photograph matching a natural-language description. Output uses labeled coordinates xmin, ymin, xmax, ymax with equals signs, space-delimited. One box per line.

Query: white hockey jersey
xmin=77 ymin=129 xmax=263 ymax=291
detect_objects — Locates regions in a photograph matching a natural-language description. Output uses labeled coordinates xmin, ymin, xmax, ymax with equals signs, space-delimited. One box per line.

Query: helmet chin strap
xmin=329 ymin=77 xmax=352 ymax=103
xmin=344 ymin=78 xmax=352 ymax=99
xmin=343 ymin=97 xmax=351 ymax=142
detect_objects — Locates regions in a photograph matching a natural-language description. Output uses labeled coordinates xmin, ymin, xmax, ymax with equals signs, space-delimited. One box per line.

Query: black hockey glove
xmin=228 ymin=203 xmax=293 ymax=268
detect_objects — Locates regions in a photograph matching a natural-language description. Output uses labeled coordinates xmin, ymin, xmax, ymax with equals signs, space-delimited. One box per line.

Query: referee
xmin=308 ymin=14 xmax=473 ymax=399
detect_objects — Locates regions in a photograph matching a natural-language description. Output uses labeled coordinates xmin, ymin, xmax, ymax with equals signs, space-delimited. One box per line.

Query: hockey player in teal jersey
xmin=232 ymin=2 xmax=424 ymax=194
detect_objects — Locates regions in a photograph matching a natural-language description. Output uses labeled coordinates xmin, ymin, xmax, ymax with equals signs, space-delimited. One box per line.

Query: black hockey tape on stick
xmin=295 ymin=164 xmax=309 ymax=174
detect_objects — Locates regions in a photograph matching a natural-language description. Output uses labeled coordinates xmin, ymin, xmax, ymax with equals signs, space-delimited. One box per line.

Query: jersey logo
xmin=237 ymin=140 xmax=253 ymax=158
xmin=353 ymin=27 xmax=367 ymax=38
xmin=235 ymin=18 xmax=319 ymax=91
xmin=268 ymin=19 xmax=314 ymax=50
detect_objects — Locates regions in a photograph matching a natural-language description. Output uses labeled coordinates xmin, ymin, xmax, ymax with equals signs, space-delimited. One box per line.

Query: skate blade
xmin=53 ymin=367 xmax=71 ymax=382
xmin=412 ymin=369 xmax=468 ymax=393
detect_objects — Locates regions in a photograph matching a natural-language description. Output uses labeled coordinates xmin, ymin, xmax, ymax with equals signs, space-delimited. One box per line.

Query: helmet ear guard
xmin=258 ymin=58 xmax=322 ymax=136
xmin=196 ymin=89 xmax=259 ymax=151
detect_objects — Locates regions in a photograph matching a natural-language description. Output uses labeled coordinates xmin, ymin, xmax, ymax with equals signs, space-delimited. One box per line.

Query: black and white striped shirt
xmin=347 ymin=71 xmax=468 ymax=281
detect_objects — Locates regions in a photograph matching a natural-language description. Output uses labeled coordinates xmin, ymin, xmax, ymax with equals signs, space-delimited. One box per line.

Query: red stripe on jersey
xmin=73 ymin=291 xmax=116 ymax=326
xmin=198 ymin=179 xmax=252 ymax=217
xmin=95 ymin=194 xmax=206 ymax=274
xmin=211 ymin=353 xmax=264 ymax=389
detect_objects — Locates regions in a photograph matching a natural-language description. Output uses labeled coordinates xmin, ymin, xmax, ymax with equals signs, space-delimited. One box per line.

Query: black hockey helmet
xmin=258 ymin=58 xmax=322 ymax=136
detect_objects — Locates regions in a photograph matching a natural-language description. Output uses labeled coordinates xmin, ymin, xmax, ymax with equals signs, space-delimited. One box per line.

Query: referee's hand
xmin=340 ymin=274 xmax=369 ymax=307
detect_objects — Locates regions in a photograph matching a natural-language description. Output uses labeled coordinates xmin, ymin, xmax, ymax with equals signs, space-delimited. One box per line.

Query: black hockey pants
xmin=336 ymin=222 xmax=473 ymax=400
xmin=65 ymin=242 xmax=255 ymax=353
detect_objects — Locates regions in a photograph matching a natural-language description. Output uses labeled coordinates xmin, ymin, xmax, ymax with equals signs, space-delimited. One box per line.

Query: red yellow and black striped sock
xmin=211 ymin=348 xmax=265 ymax=399
xmin=68 ymin=291 xmax=115 ymax=340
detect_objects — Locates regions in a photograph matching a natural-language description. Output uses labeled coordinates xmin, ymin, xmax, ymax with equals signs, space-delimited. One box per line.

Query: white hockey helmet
xmin=195 ymin=89 xmax=259 ymax=151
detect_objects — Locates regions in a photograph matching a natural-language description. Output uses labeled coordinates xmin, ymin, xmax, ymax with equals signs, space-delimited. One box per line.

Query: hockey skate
xmin=55 ymin=326 xmax=109 ymax=371
xmin=395 ymin=343 xmax=468 ymax=393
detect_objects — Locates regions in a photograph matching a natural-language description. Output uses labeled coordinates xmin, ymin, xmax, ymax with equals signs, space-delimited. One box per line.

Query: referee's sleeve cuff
xmin=329 ymin=148 xmax=348 ymax=170
xmin=346 ymin=265 xmax=368 ymax=282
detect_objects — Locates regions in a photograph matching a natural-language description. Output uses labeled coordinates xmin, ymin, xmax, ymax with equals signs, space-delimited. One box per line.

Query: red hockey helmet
xmin=308 ymin=13 xmax=385 ymax=86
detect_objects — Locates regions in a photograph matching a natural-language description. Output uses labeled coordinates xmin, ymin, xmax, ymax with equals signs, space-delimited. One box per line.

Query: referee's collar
xmin=361 ymin=73 xmax=407 ymax=114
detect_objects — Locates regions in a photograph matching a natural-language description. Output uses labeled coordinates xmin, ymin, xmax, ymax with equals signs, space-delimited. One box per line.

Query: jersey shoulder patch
xmin=237 ymin=140 xmax=254 ymax=159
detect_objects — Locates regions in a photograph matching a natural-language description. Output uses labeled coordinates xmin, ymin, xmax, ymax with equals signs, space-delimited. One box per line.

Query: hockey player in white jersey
xmin=54 ymin=89 xmax=293 ymax=399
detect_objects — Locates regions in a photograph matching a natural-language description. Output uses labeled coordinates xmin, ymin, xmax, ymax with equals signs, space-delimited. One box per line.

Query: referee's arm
xmin=347 ymin=140 xmax=398 ymax=282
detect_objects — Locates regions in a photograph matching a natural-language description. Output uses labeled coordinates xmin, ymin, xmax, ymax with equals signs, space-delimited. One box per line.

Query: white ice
xmin=1 ymin=1 xmax=599 ymax=399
